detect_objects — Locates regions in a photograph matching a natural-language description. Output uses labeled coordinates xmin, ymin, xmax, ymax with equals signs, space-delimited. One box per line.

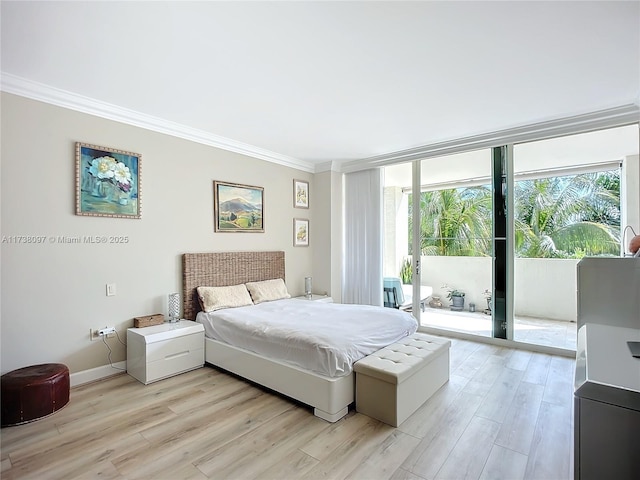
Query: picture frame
xmin=293 ymin=218 xmax=309 ymax=247
xmin=293 ymin=179 xmax=309 ymax=209
xmin=76 ymin=142 xmax=141 ymax=219
xmin=213 ymin=181 xmax=264 ymax=232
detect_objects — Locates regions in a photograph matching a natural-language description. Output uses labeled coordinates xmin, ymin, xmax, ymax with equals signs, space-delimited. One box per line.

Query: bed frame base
xmin=182 ymin=252 xmax=354 ymax=423
xmin=203 ymin=337 xmax=353 ymax=423
xmin=314 ymin=406 xmax=349 ymax=423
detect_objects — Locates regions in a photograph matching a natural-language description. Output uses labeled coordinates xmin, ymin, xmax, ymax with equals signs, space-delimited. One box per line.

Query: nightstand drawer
xmin=146 ymin=332 xmax=202 ymax=363
xmin=146 ymin=346 xmax=204 ymax=383
xmin=127 ymin=320 xmax=205 ymax=384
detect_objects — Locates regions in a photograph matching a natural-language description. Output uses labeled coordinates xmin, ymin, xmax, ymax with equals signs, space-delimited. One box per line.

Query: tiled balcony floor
xmin=419 ymin=306 xmax=577 ymax=351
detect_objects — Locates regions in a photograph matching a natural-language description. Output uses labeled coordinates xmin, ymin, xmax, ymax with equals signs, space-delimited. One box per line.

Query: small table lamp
xmin=304 ymin=277 xmax=312 ymax=298
xmin=168 ymin=293 xmax=181 ymax=322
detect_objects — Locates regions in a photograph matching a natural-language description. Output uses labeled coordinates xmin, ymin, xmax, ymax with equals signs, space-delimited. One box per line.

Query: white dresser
xmin=574 ymin=323 xmax=640 ymax=479
xmin=127 ymin=320 xmax=204 ymax=384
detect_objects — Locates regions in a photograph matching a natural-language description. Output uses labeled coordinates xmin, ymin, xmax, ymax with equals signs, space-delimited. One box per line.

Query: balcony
xmin=419 ymin=306 xmax=577 ymax=351
xmin=403 ymin=255 xmax=579 ymax=352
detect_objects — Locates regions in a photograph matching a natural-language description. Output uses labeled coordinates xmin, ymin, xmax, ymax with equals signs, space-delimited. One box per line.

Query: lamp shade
xmin=630 ymin=235 xmax=640 ymax=255
xmin=168 ymin=293 xmax=181 ymax=322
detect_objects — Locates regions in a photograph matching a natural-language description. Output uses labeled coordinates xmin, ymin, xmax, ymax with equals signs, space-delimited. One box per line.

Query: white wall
xmin=0 ymin=93 xmax=318 ymax=375
xmin=514 ymin=258 xmax=578 ymax=321
xmin=313 ymin=169 xmax=344 ymax=303
xmin=623 ymin=154 xmax=640 ymax=245
xmin=420 ymin=256 xmax=578 ymax=322
xmin=383 ymin=186 xmax=407 ymax=278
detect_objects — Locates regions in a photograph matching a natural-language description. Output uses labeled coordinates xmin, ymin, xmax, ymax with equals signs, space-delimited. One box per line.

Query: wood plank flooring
xmin=0 ymin=337 xmax=575 ymax=480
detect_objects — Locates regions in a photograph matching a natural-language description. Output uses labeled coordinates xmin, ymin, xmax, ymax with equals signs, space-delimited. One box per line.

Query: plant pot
xmin=429 ymin=295 xmax=443 ymax=309
xmin=450 ymin=295 xmax=465 ymax=311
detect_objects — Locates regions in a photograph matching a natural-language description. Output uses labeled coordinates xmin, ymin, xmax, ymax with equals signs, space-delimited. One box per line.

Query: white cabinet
xmin=574 ymin=323 xmax=640 ymax=479
xmin=127 ymin=320 xmax=204 ymax=384
xmin=577 ymin=257 xmax=640 ymax=329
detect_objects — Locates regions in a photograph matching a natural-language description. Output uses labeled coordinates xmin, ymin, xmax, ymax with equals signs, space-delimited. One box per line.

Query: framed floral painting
xmin=75 ymin=142 xmax=141 ymax=218
xmin=293 ymin=218 xmax=309 ymax=247
xmin=293 ymin=179 xmax=309 ymax=208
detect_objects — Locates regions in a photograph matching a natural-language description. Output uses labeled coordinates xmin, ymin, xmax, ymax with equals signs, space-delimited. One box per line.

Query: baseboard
xmin=70 ymin=361 xmax=127 ymax=387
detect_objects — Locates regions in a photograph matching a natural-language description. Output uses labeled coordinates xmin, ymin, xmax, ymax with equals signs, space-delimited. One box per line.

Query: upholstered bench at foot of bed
xmin=353 ymin=333 xmax=451 ymax=427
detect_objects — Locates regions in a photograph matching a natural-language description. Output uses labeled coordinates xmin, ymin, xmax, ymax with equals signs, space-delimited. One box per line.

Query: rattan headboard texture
xmin=182 ymin=251 xmax=285 ymax=320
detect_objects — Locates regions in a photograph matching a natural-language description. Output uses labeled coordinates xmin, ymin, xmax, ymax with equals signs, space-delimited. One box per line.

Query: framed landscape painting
xmin=76 ymin=142 xmax=141 ymax=218
xmin=214 ymin=181 xmax=264 ymax=232
xmin=293 ymin=218 xmax=309 ymax=246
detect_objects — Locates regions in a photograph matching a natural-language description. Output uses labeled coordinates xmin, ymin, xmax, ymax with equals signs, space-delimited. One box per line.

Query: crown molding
xmin=0 ymin=72 xmax=316 ymax=173
xmin=341 ymin=103 xmax=640 ymax=173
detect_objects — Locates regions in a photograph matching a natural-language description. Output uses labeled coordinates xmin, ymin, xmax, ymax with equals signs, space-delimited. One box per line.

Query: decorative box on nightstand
xmin=127 ymin=320 xmax=204 ymax=385
xmin=294 ymin=294 xmax=333 ymax=303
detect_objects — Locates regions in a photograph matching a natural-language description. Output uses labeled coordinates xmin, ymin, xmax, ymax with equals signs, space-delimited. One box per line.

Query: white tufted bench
xmin=353 ymin=332 xmax=451 ymax=427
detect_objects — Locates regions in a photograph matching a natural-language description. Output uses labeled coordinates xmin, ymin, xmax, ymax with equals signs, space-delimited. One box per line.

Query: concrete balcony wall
xmin=515 ymin=258 xmax=578 ymax=322
xmin=416 ymin=256 xmax=578 ymax=322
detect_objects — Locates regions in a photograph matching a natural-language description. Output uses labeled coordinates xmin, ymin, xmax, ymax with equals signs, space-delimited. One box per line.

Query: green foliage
xmin=409 ymin=186 xmax=492 ymax=257
xmin=443 ymin=285 xmax=465 ymax=298
xmin=399 ymin=258 xmax=412 ymax=284
xmin=409 ymin=170 xmax=621 ymax=259
xmin=514 ymin=172 xmax=620 ymax=258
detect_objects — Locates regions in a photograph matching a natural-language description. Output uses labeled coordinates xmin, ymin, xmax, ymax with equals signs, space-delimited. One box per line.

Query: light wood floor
xmin=1 ymin=336 xmax=575 ymax=480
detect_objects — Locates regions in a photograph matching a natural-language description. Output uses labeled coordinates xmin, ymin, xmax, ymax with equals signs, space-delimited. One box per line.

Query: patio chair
xmin=383 ymin=277 xmax=411 ymax=311
xmin=384 ymin=277 xmax=433 ymax=312
xmin=383 ymin=286 xmax=401 ymax=309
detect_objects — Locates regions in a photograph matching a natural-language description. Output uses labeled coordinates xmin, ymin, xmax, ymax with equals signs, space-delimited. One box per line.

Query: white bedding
xmin=196 ymin=298 xmax=418 ymax=377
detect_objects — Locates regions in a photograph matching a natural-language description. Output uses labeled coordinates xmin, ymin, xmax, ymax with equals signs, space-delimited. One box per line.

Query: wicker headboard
xmin=182 ymin=251 xmax=285 ymax=320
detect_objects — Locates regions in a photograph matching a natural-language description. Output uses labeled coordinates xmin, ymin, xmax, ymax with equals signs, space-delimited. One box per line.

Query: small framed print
xmin=293 ymin=218 xmax=309 ymax=247
xmin=293 ymin=179 xmax=309 ymax=209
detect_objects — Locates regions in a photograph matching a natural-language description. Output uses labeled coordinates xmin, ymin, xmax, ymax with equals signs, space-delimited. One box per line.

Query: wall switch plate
xmin=106 ymin=283 xmax=116 ymax=296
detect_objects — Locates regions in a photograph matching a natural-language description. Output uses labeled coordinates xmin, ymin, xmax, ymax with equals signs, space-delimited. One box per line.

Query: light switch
xmin=106 ymin=283 xmax=116 ymax=296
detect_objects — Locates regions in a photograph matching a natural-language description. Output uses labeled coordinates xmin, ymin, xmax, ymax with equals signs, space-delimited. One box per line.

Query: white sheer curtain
xmin=342 ymin=168 xmax=383 ymax=306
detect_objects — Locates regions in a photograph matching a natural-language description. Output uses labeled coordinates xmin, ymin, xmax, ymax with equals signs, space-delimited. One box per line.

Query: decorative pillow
xmin=197 ymin=284 xmax=253 ymax=312
xmin=245 ymin=278 xmax=291 ymax=304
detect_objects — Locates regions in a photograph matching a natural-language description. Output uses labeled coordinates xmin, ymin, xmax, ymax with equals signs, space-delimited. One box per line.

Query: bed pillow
xmin=245 ymin=278 xmax=291 ymax=304
xmin=197 ymin=284 xmax=254 ymax=312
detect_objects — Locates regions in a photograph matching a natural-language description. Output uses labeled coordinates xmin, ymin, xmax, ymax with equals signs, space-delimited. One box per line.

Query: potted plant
xmin=399 ymin=258 xmax=412 ymax=285
xmin=443 ymin=285 xmax=465 ymax=311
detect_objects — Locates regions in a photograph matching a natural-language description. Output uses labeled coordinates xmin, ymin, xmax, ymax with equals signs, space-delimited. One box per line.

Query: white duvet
xmin=196 ymin=298 xmax=418 ymax=377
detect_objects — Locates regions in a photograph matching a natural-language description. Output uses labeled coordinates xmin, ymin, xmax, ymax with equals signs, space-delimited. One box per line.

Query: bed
xmin=182 ymin=251 xmax=418 ymax=422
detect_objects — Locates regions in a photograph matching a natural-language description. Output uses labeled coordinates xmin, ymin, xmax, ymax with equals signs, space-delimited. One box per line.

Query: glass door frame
xmin=406 ymin=150 xmax=513 ymax=338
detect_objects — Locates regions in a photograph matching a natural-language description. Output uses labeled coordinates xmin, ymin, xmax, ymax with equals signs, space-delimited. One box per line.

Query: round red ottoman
xmin=1 ymin=363 xmax=70 ymax=427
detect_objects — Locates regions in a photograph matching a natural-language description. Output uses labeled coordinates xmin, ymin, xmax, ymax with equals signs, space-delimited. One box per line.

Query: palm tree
xmin=409 ymin=186 xmax=492 ymax=256
xmin=514 ymin=172 xmax=620 ymax=258
xmin=408 ymin=171 xmax=620 ymax=259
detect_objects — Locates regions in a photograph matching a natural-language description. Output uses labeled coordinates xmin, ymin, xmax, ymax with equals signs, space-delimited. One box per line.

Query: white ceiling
xmin=2 ymin=1 xmax=639 ymax=171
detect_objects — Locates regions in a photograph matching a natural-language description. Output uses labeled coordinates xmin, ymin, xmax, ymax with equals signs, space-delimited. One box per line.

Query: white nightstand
xmin=127 ymin=320 xmax=204 ymax=385
xmin=294 ymin=294 xmax=333 ymax=303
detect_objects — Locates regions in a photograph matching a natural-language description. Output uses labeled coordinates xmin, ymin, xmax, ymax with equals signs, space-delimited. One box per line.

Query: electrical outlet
xmin=91 ymin=327 xmax=116 ymax=340
xmin=98 ymin=326 xmax=116 ymax=336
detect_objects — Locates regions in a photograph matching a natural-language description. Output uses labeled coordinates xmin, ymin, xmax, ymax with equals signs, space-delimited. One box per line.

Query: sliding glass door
xmin=383 ymin=123 xmax=638 ymax=350
xmin=383 ymin=149 xmax=496 ymax=336
xmin=511 ymin=125 xmax=638 ymax=350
